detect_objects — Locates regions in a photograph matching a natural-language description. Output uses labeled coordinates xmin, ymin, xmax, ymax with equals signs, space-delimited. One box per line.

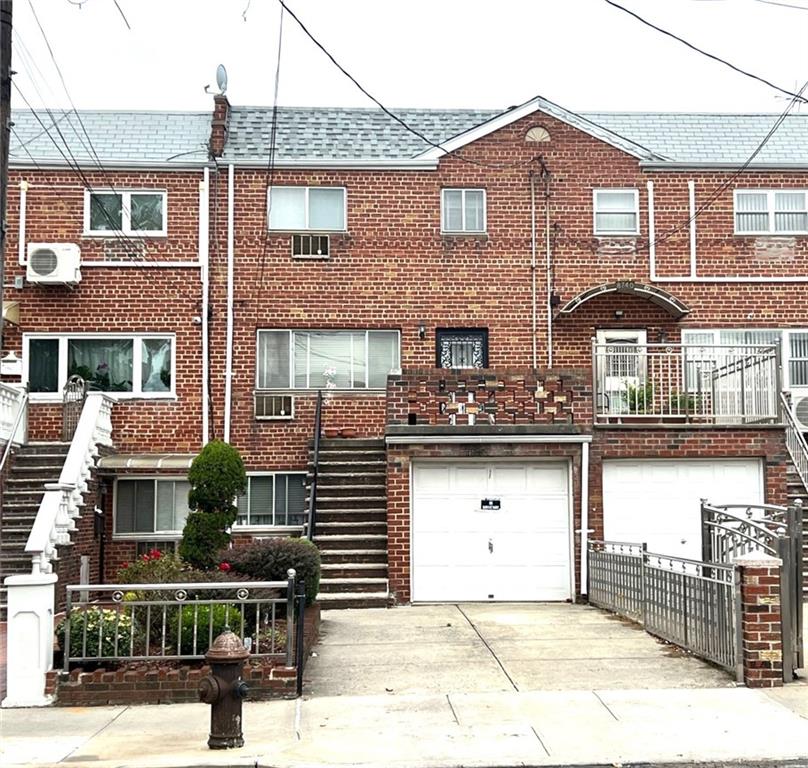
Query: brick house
xmin=2 ymin=94 xmax=807 ymax=609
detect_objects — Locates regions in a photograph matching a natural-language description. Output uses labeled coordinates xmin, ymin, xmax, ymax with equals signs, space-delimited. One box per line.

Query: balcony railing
xmin=593 ymin=342 xmax=781 ymax=425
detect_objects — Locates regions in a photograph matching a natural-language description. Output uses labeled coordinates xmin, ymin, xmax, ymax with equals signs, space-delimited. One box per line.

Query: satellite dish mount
xmin=216 ymin=65 xmax=228 ymax=96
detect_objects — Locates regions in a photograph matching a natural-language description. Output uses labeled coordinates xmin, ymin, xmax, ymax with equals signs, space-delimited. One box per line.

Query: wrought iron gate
xmin=701 ymin=500 xmax=804 ymax=681
xmin=62 ymin=375 xmax=87 ymax=441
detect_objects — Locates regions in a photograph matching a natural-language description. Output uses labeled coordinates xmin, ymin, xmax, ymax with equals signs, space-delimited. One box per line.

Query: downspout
xmin=224 ymin=163 xmax=234 ymax=443
xmin=688 ymin=179 xmax=697 ymax=278
xmin=18 ymin=180 xmax=27 ymax=265
xmin=580 ymin=441 xmax=590 ymax=596
xmin=199 ymin=167 xmax=210 ymax=445
xmin=529 ymin=171 xmax=537 ymax=370
xmin=540 ymin=158 xmax=552 ymax=369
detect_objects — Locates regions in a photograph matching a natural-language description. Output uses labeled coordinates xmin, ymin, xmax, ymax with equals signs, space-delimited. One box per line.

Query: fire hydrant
xmin=198 ymin=629 xmax=250 ymax=749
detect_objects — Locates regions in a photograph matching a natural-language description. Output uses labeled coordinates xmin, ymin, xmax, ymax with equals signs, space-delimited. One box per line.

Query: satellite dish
xmin=216 ymin=64 xmax=228 ymax=95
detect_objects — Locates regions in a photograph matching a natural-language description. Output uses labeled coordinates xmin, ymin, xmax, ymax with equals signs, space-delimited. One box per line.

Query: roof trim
xmin=640 ymin=161 xmax=808 ymax=171
xmin=97 ymin=453 xmax=197 ymax=470
xmin=414 ymin=95 xmax=661 ymax=162
xmin=223 ymin=158 xmax=439 ymax=170
xmin=9 ymin=160 xmax=207 ymax=172
xmin=558 ymin=280 xmax=691 ymax=319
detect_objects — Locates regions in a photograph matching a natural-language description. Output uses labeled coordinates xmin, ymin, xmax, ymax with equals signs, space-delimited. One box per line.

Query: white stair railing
xmin=781 ymin=392 xmax=808 ymax=492
xmin=0 ymin=383 xmax=28 ymax=462
xmin=25 ymin=393 xmax=113 ymax=574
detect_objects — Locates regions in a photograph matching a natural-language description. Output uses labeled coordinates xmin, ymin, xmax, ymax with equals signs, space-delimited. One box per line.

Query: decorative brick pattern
xmin=387 ymin=368 xmax=590 ymax=427
xmin=736 ymin=556 xmax=784 ymax=688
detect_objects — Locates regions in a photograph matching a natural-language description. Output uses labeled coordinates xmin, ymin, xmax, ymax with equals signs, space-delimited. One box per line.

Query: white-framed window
xmin=441 ymin=188 xmax=486 ymax=233
xmin=114 ymin=478 xmax=190 ymax=537
xmin=593 ymin=189 xmax=640 ymax=235
xmin=682 ymin=328 xmax=808 ymax=389
xmin=256 ymin=329 xmax=400 ymax=390
xmin=235 ymin=473 xmax=307 ymax=528
xmin=84 ymin=189 xmax=167 ymax=236
xmin=734 ymin=190 xmax=808 ymax=235
xmin=268 ymin=186 xmax=346 ymax=231
xmin=24 ymin=333 xmax=175 ymax=399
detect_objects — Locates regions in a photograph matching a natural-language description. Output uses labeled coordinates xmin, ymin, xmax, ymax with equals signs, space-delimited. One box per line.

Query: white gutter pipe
xmin=580 ymin=441 xmax=590 ymax=595
xmin=224 ymin=163 xmax=235 ymax=443
xmin=648 ymin=178 xmax=808 ymax=283
xmin=199 ymin=167 xmax=210 ymax=446
xmin=18 ymin=181 xmax=27 ymax=265
xmin=530 ymin=172 xmax=537 ymax=370
xmin=544 ymin=167 xmax=553 ymax=369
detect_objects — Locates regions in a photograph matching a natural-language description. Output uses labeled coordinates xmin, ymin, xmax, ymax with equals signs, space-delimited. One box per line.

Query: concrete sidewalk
xmin=2 ymin=685 xmax=807 ymax=768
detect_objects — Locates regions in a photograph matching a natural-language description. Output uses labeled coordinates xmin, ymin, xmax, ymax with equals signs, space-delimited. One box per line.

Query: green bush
xmin=56 ymin=608 xmax=136 ymax=659
xmin=225 ymin=538 xmax=321 ymax=605
xmin=171 ymin=603 xmax=243 ymax=656
xmin=117 ymin=550 xmax=202 ymax=583
xmin=180 ymin=441 xmax=247 ymax=570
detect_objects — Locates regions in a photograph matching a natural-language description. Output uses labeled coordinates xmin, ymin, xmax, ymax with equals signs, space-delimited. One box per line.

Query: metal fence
xmin=588 ymin=540 xmax=741 ymax=679
xmin=593 ymin=342 xmax=780 ymax=425
xmin=62 ymin=573 xmax=301 ymax=671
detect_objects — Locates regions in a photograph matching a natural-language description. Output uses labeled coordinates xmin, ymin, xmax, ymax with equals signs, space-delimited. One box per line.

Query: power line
xmin=112 ymin=0 xmax=132 ymax=29
xmin=754 ymin=0 xmax=808 ymax=10
xmin=601 ymin=0 xmax=808 ymax=104
xmin=260 ymin=1 xmax=285 ymax=289
xmin=643 ymin=79 xmax=808 ymax=253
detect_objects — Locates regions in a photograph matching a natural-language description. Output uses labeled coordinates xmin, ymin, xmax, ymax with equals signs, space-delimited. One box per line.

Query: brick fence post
xmin=734 ymin=553 xmax=784 ymax=688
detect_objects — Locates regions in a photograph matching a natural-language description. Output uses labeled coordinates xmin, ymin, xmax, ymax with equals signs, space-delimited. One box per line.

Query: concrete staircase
xmin=308 ymin=439 xmax=389 ymax=609
xmin=786 ymin=465 xmax=808 ymax=598
xmin=0 ymin=442 xmax=71 ymax=619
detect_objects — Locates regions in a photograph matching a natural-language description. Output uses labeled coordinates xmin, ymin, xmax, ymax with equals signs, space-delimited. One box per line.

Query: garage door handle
xmin=488 ymin=538 xmax=493 ymax=553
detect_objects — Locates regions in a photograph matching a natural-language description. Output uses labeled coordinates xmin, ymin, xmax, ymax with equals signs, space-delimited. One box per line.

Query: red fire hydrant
xmin=198 ymin=630 xmax=250 ymax=749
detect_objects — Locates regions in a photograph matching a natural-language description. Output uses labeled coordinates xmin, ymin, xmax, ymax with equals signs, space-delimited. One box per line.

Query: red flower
xmin=219 ymin=562 xmax=232 ymax=572
xmin=121 ymin=562 xmax=129 ymax=569
xmin=148 ymin=548 xmax=162 ymax=560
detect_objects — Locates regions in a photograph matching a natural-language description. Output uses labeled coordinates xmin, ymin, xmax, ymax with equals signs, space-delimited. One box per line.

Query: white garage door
xmin=412 ymin=462 xmax=571 ymax=602
xmin=603 ymin=459 xmax=764 ymax=560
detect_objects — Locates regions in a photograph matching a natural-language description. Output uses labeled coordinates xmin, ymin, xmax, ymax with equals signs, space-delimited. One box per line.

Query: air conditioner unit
xmin=26 ymin=243 xmax=82 ymax=285
xmin=791 ymin=393 xmax=808 ymax=432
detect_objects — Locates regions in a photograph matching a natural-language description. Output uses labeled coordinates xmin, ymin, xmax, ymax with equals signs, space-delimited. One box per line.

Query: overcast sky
xmin=9 ymin=0 xmax=808 ymax=114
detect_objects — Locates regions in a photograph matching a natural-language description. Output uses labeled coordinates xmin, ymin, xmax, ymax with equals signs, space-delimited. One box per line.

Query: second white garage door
xmin=412 ymin=462 xmax=571 ymax=602
xmin=602 ymin=459 xmax=764 ymax=561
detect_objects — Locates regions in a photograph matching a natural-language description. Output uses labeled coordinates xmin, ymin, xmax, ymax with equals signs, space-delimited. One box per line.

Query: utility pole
xmin=0 ymin=0 xmax=12 ymax=350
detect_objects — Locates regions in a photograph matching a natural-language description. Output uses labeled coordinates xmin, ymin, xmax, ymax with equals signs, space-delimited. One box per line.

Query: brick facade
xmin=3 ymin=99 xmax=805 ymax=602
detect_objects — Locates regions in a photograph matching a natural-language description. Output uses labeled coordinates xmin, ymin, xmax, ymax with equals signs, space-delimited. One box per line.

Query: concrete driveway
xmin=304 ymin=602 xmax=732 ymax=696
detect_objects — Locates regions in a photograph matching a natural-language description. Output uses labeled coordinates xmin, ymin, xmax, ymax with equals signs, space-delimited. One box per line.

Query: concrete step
xmin=321 ymin=563 xmax=388 ymax=579
xmin=319 ymin=577 xmax=388 ymax=594
xmin=316 ymin=509 xmax=387 ymax=523
xmin=316 ymin=473 xmax=386 ymax=486
xmin=314 ymin=533 xmax=387 ymax=550
xmin=315 ymin=521 xmax=387 ymax=535
xmin=316 ymin=592 xmax=390 ymax=609
xmin=311 ymin=496 xmax=387 ymax=510
xmin=314 ymin=450 xmax=386 ymax=463
xmin=15 ymin=442 xmax=70 ymax=455
xmin=317 ymin=439 xmax=385 ymax=449
xmin=311 ymin=460 xmax=385 ymax=470
xmin=319 ymin=549 xmax=387 ymax=564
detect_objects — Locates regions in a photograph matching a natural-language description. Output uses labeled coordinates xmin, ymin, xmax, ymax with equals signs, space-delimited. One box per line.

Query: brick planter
xmin=50 ymin=603 xmax=320 ymax=706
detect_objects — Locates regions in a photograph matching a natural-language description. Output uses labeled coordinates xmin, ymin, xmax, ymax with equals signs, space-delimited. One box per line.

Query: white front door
xmin=602 ymin=458 xmax=764 ymax=560
xmin=411 ymin=461 xmax=571 ymax=602
xmin=596 ymin=329 xmax=647 ymax=415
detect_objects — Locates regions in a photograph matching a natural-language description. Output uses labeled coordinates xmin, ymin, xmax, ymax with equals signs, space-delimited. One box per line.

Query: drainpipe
xmin=199 ymin=167 xmax=210 ymax=445
xmin=539 ymin=158 xmax=552 ymax=369
xmin=17 ymin=180 xmax=27 ymax=265
xmin=224 ymin=163 xmax=234 ymax=443
xmin=529 ymin=171 xmax=537 ymax=370
xmin=580 ymin=441 xmax=590 ymax=596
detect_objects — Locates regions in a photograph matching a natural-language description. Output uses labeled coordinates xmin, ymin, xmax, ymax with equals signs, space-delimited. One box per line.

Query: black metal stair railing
xmin=306 ymin=390 xmax=323 ymax=541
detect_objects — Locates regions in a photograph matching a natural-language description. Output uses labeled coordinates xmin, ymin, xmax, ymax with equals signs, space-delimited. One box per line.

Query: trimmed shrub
xmin=225 ymin=538 xmax=321 ymax=605
xmin=117 ymin=550 xmax=202 ymax=583
xmin=56 ymin=608 xmax=136 ymax=659
xmin=180 ymin=440 xmax=247 ymax=569
xmin=171 ymin=603 xmax=243 ymax=656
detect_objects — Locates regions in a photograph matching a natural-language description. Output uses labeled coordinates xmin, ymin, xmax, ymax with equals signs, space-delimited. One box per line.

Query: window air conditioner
xmin=791 ymin=394 xmax=808 ymax=432
xmin=26 ymin=243 xmax=82 ymax=285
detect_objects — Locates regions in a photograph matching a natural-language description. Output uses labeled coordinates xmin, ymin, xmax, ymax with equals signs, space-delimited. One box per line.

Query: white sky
xmin=9 ymin=0 xmax=808 ymax=114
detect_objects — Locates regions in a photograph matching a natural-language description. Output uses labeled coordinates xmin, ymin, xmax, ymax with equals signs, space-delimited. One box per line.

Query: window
xmin=593 ymin=189 xmax=640 ymax=235
xmin=441 ymin=189 xmax=486 ymax=233
xmin=436 ymin=329 xmax=489 ymax=369
xmin=235 ymin=473 xmax=306 ymax=528
xmin=257 ymin=330 xmax=399 ymax=390
xmin=85 ymin=190 xmax=166 ymax=236
xmin=682 ymin=328 xmax=808 ymax=390
xmin=735 ymin=190 xmax=808 ymax=235
xmin=268 ymin=187 xmax=346 ymax=231
xmin=115 ymin=479 xmax=190 ymax=536
xmin=25 ymin=334 xmax=174 ymax=398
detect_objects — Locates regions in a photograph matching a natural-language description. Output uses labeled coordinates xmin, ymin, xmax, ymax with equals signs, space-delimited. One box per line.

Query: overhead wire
xmin=601 ymin=0 xmax=808 ymax=104
xmin=260 ymin=1 xmax=285 ymax=289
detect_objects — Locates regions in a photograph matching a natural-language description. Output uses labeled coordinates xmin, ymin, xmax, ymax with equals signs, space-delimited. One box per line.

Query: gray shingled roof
xmin=9 ymin=110 xmax=211 ymax=166
xmin=10 ymin=105 xmax=808 ymax=167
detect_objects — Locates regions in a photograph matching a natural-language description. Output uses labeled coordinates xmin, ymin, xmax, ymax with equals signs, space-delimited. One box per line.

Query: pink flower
xmin=219 ymin=562 xmax=231 ymax=572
